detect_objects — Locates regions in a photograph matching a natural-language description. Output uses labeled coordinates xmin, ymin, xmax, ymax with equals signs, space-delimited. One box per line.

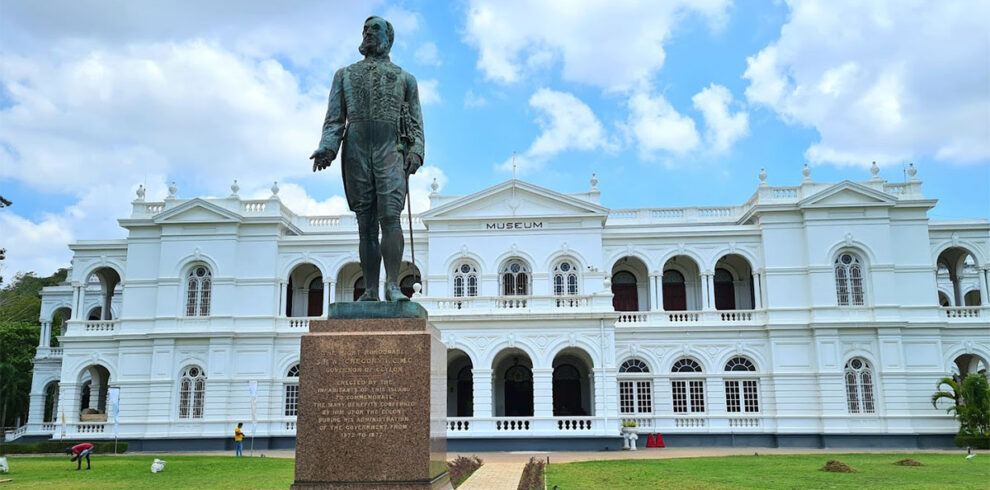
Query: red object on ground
xmin=646 ymin=433 xmax=657 ymax=447
xmin=653 ymin=433 xmax=665 ymax=448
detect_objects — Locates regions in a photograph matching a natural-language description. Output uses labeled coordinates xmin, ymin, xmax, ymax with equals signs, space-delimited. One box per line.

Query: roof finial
xmin=907 ymin=162 xmax=918 ymax=180
xmin=271 ymin=181 xmax=279 ymax=196
xmin=430 ymin=177 xmax=439 ymax=194
xmin=230 ymin=179 xmax=240 ymax=197
xmin=590 ymin=172 xmax=598 ymax=190
xmin=167 ymin=181 xmax=177 ymax=199
xmin=758 ymin=167 xmax=767 ymax=185
xmin=870 ymin=161 xmax=880 ymax=180
xmin=136 ymin=184 xmax=146 ymax=201
xmin=801 ymin=163 xmax=812 ymax=182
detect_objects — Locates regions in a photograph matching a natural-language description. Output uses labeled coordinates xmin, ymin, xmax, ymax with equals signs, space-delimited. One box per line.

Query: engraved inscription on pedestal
xmin=293 ymin=311 xmax=448 ymax=490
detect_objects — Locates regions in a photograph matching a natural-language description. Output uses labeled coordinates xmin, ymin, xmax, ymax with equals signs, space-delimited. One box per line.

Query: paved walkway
xmin=457 ymin=461 xmax=526 ymax=490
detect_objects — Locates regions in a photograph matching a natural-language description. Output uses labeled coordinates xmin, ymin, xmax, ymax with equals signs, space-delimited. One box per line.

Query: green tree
xmin=0 ymin=268 xmax=68 ymax=429
xmin=933 ymin=373 xmax=990 ymax=448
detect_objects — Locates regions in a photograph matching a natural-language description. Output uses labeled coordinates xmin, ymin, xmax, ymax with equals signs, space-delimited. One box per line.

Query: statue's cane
xmin=405 ymin=173 xmax=415 ymax=272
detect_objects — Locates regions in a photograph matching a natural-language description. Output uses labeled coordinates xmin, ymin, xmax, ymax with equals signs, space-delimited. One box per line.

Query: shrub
xmin=933 ymin=374 xmax=990 ymax=443
xmin=0 ymin=441 xmax=128 ymax=455
xmin=954 ymin=434 xmax=990 ymax=449
xmin=621 ymin=420 xmax=637 ymax=428
xmin=447 ymin=455 xmax=482 ymax=488
xmin=517 ymin=456 xmax=546 ymax=490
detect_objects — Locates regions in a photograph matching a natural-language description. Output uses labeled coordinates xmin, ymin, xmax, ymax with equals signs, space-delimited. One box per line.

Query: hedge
xmin=0 ymin=441 xmax=128 ymax=455
xmin=955 ymin=434 xmax=990 ymax=450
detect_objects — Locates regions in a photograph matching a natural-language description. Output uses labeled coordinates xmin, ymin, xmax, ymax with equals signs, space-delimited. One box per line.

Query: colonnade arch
xmin=77 ymin=364 xmax=110 ymax=420
xmin=286 ymin=262 xmax=325 ymax=317
xmin=446 ymin=349 xmax=473 ymax=417
xmin=551 ymin=348 xmax=594 ymax=416
xmin=492 ymin=349 xmax=533 ymax=417
xmin=936 ymin=246 xmax=986 ymax=306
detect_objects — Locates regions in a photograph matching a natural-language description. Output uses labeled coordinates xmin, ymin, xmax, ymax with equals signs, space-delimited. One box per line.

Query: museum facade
xmin=11 ymin=166 xmax=990 ymax=449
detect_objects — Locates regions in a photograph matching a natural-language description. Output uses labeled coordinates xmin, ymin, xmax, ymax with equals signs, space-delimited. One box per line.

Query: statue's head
xmin=360 ymin=16 xmax=394 ymax=58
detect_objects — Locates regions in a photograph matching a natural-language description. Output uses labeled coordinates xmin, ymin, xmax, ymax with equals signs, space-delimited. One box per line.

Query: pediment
xmin=799 ymin=181 xmax=896 ymax=209
xmin=422 ymin=180 xmax=609 ymax=221
xmin=153 ymin=199 xmax=242 ymax=224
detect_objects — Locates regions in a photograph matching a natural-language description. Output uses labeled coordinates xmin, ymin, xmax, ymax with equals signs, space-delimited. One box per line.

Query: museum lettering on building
xmin=14 ymin=165 xmax=990 ymax=449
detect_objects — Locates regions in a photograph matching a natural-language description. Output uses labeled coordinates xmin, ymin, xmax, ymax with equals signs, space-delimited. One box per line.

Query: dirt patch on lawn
xmin=893 ymin=458 xmax=924 ymax=466
xmin=821 ymin=460 xmax=856 ymax=473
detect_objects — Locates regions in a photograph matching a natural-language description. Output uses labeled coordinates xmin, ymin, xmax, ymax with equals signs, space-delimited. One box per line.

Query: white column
xmin=322 ymin=280 xmax=330 ymax=316
xmin=77 ymin=286 xmax=86 ymax=320
xmin=70 ymin=286 xmax=80 ymax=320
xmin=980 ymin=267 xmax=989 ymax=306
xmin=702 ymin=273 xmax=714 ymax=311
xmin=472 ymin=368 xmax=493 ymax=417
xmin=656 ymin=273 xmax=665 ymax=312
xmin=38 ymin=322 xmax=50 ymax=348
xmin=532 ymin=368 xmax=553 ymax=417
xmin=328 ymin=281 xmax=337 ymax=305
xmin=102 ymin=288 xmax=112 ymax=320
xmin=278 ymin=281 xmax=287 ymax=316
xmin=649 ymin=273 xmax=659 ymax=311
xmin=752 ymin=273 xmax=763 ymax=309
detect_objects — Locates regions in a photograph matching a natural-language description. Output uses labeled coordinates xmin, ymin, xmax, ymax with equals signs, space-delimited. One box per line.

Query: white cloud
xmin=0 ymin=2 xmax=442 ymax=277
xmin=463 ymin=0 xmax=730 ymax=91
xmin=625 ymin=90 xmax=700 ymax=158
xmin=498 ymin=88 xmax=608 ymax=173
xmin=692 ymin=83 xmax=749 ymax=153
xmin=418 ymin=79 xmax=441 ymax=105
xmin=414 ymin=42 xmax=441 ymax=66
xmin=744 ymin=0 xmax=990 ymax=166
xmin=463 ymin=90 xmax=488 ymax=108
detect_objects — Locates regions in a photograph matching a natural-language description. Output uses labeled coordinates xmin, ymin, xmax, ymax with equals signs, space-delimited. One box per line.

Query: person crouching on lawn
xmin=65 ymin=442 xmax=94 ymax=470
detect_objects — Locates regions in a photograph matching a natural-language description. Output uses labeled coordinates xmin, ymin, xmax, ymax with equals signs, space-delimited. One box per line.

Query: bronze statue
xmin=311 ymin=16 xmax=425 ymax=302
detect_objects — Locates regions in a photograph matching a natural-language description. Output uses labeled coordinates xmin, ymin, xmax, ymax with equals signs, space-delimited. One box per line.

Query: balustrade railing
xmin=495 ymin=419 xmax=531 ymax=431
xmin=674 ymin=417 xmax=706 ymax=428
xmin=448 ymin=419 xmax=471 ymax=431
xmin=426 ymin=295 xmax=600 ymax=313
xmin=728 ymin=417 xmax=760 ymax=428
xmin=242 ymin=201 xmax=267 ymax=213
xmin=556 ymin=418 xmax=593 ymax=431
xmin=668 ymin=312 xmax=700 ymax=323
xmin=944 ymin=306 xmax=982 ymax=319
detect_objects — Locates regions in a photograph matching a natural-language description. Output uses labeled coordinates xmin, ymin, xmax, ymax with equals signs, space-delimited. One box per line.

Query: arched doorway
xmin=663 ymin=255 xmax=701 ymax=310
xmin=88 ymin=267 xmax=121 ymax=321
xmin=493 ymin=349 xmax=533 ymax=417
xmin=713 ymin=254 xmax=755 ymax=310
xmin=447 ymin=350 xmax=473 ymax=417
xmin=286 ymin=263 xmax=323 ymax=316
xmin=611 ymin=256 xmax=649 ymax=311
xmin=43 ymin=380 xmax=60 ymax=423
xmin=954 ymin=353 xmax=988 ymax=378
xmin=334 ymin=262 xmax=364 ymax=302
xmin=78 ymin=365 xmax=110 ymax=420
xmin=552 ymin=348 xmax=594 ymax=416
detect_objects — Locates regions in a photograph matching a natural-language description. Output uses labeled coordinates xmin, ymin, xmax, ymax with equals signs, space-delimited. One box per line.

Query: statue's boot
xmin=357 ymin=289 xmax=380 ymax=301
xmin=384 ymin=283 xmax=409 ymax=302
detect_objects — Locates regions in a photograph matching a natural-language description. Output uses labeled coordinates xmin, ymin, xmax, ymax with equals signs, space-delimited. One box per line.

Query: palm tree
xmin=932 ymin=375 xmax=963 ymax=415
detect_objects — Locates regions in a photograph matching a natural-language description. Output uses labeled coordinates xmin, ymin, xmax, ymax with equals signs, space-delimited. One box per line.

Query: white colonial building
xmin=12 ymin=165 xmax=990 ymax=449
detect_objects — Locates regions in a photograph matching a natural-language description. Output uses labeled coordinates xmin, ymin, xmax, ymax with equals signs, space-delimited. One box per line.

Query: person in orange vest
xmin=234 ymin=422 xmax=244 ymax=457
xmin=64 ymin=442 xmax=94 ymax=470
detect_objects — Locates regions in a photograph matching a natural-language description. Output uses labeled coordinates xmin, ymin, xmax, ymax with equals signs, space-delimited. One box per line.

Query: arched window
xmin=453 ymin=263 xmax=478 ymax=297
xmin=178 ymin=366 xmax=206 ymax=419
xmin=844 ymin=358 xmax=875 ymax=414
xmin=618 ymin=359 xmax=652 ymax=414
xmin=671 ymin=358 xmax=704 ymax=413
xmin=553 ymin=260 xmax=579 ymax=296
xmin=619 ymin=359 xmax=650 ymax=373
xmin=501 ymin=260 xmax=530 ymax=296
xmin=834 ymin=253 xmax=865 ymax=306
xmin=185 ymin=265 xmax=212 ymax=316
xmin=285 ymin=364 xmax=300 ymax=417
xmin=723 ymin=357 xmax=758 ymax=413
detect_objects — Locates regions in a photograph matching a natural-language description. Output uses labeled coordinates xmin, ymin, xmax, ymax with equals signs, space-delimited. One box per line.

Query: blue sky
xmin=1 ymin=0 xmax=988 ymax=277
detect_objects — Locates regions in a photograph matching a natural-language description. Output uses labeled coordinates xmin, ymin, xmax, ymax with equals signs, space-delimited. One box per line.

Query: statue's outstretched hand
xmin=310 ymin=147 xmax=336 ymax=172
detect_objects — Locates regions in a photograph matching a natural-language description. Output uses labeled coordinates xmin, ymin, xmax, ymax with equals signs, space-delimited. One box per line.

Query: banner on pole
xmin=249 ymin=381 xmax=258 ymax=433
xmin=58 ymin=389 xmax=66 ymax=439
xmin=107 ymin=387 xmax=121 ymax=437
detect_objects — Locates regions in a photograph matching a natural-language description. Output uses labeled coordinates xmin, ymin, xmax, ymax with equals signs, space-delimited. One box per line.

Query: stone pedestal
xmin=292 ymin=302 xmax=450 ymax=490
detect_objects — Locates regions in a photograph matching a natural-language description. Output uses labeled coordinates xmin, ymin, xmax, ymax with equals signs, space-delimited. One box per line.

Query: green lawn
xmin=0 ymin=455 xmax=295 ymax=489
xmin=546 ymin=453 xmax=990 ymax=490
